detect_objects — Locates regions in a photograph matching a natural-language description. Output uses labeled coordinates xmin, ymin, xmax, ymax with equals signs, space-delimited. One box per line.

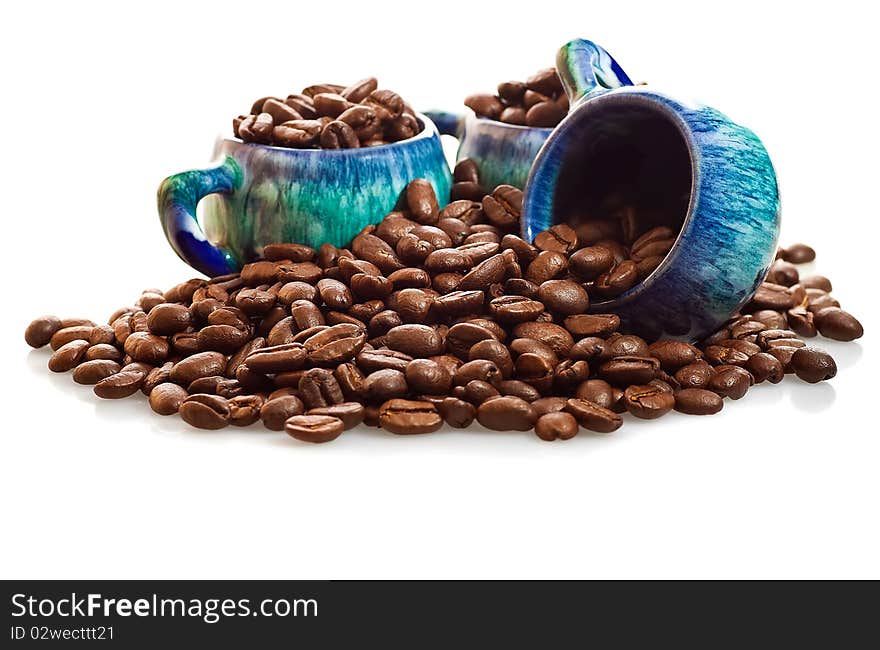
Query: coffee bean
xmin=780 ymin=243 xmax=816 ymax=264
xmin=482 ymin=186 xmax=522 ymax=229
xmin=708 ymin=366 xmax=752 ymax=400
xmin=525 ymin=101 xmax=566 ymax=127
xmin=299 ymin=368 xmax=344 ymax=409
xmin=48 ymin=339 xmax=90 ymax=372
xmin=438 ymin=397 xmax=476 ymax=428
xmin=464 ymin=93 xmax=503 ymax=119
xmin=379 ymin=399 xmax=443 ymax=434
xmin=791 ymin=347 xmax=837 ymax=383
xmin=238 ymin=113 xmax=274 ymax=143
xmin=536 ymin=280 xmax=589 ymax=315
xmin=534 ymin=411 xmax=579 ymax=441
xmin=50 ymin=325 xmax=94 ymax=351
xmin=320 ymin=120 xmax=360 ymax=149
xmin=306 ymin=402 xmax=364 ymax=430
xmin=284 ymin=414 xmax=345 ymax=443
xmin=510 ymin=322 xmax=573 ymax=356
xmin=364 ymin=89 xmax=404 ymax=122
xmin=623 ymin=384 xmax=675 ymax=419
xmin=405 ymin=359 xmax=452 ymax=394
xmin=123 ymin=332 xmax=169 ymax=364
xmin=814 ymin=307 xmax=863 ymax=341
xmin=564 ymin=398 xmax=622 ymax=433
xmin=406 ymin=179 xmax=440 ymax=225
xmin=674 ymin=388 xmax=723 ymax=415
xmin=260 ymin=395 xmax=306 ymax=430
xmin=72 ymin=359 xmax=121 ymax=385
xmin=476 ymin=396 xmax=536 ymax=431
xmin=598 ymin=356 xmax=659 ymax=386
xmin=303 ymin=323 xmax=366 ymax=365
xmin=25 ymin=315 xmax=62 ymax=348
xmin=386 ymin=324 xmax=444 ymax=358
xmin=149 ymin=383 xmax=188 ymax=416
xmin=85 ymin=343 xmax=123 ymax=362
xmin=94 ymin=370 xmax=145 ymax=399
xmin=363 ymin=369 xmax=409 ymax=402
xmin=593 ymin=261 xmax=639 ymax=298
xmin=170 ymin=352 xmax=227 ymax=386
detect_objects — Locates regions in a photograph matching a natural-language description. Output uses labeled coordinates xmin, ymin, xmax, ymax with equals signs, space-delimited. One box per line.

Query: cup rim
xmin=465 ymin=110 xmax=556 ymax=134
xmin=225 ymin=111 xmax=439 ymax=154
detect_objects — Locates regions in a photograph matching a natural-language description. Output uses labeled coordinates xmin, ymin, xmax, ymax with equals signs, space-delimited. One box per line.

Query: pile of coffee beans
xmin=465 ymin=68 xmax=568 ymax=128
xmin=234 ymin=78 xmax=419 ymax=149
xmin=25 ymin=161 xmax=863 ymax=443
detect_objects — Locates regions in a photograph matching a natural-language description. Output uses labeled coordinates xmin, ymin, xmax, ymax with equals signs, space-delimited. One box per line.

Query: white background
xmin=1 ymin=1 xmax=877 ymax=579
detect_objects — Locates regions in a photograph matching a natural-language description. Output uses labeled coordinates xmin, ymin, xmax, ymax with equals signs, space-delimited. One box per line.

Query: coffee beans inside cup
xmin=465 ymin=67 xmax=569 ymax=128
xmin=234 ymin=78 xmax=420 ymax=150
xmin=25 ymin=159 xmax=863 ymax=443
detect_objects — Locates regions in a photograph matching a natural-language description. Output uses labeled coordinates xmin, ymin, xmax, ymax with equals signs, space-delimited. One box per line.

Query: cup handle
xmin=556 ymin=39 xmax=634 ymax=104
xmin=423 ymin=110 xmax=465 ymax=138
xmin=157 ymin=156 xmax=242 ymax=277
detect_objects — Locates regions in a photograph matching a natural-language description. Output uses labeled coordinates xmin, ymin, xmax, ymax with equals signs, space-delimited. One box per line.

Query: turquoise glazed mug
xmin=158 ymin=113 xmax=451 ymax=277
xmin=523 ymin=39 xmax=781 ymax=341
xmin=425 ymin=110 xmax=553 ymax=191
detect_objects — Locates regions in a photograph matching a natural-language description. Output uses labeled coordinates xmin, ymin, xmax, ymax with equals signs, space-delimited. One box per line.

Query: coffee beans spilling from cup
xmin=465 ymin=68 xmax=569 ymax=128
xmin=25 ymin=160 xmax=862 ymax=442
xmin=234 ymin=78 xmax=419 ymax=149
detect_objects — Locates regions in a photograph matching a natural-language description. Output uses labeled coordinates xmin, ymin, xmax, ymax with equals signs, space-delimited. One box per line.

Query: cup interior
xmin=552 ymin=96 xmax=693 ymax=254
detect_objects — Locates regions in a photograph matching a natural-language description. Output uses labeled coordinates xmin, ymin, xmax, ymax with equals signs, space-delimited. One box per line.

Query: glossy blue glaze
xmin=425 ymin=110 xmax=551 ymax=191
xmin=158 ymin=113 xmax=452 ymax=277
xmin=523 ymin=40 xmax=780 ymax=341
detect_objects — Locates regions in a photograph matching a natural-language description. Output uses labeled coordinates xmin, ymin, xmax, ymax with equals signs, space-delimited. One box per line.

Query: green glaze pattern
xmin=158 ymin=114 xmax=452 ymax=276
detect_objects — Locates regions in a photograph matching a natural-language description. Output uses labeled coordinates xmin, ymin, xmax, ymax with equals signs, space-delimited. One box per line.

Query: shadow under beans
xmin=788 ymin=380 xmax=837 ymax=413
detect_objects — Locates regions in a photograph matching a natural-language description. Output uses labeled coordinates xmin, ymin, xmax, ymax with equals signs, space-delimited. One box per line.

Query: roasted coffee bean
xmin=94 ymin=370 xmax=145 ymax=399
xmin=461 ymin=379 xmax=499 ymax=403
xmin=525 ymin=251 xmax=567 ymax=284
xmin=25 ymin=315 xmax=62 ymax=348
xmin=85 ymin=343 xmax=123 ymax=362
xmin=148 ymin=383 xmax=188 ymax=416
xmin=464 ymin=93 xmax=504 ymax=120
xmin=791 ymin=347 xmax=837 ymax=383
xmin=363 ymin=369 xmax=409 ymax=402
xmin=260 ymin=395 xmax=306 ymax=430
xmin=562 ymin=314 xmax=618 ymax=339
xmin=224 ymin=394 xmax=263 ymax=426
xmin=50 ymin=325 xmax=94 ymax=351
xmin=238 ymin=113 xmax=274 ymax=144
xmin=647 ymin=341 xmax=700 ymax=370
xmin=786 ymin=307 xmax=817 ymax=338
xmin=526 ymin=101 xmax=566 ymax=127
xmin=386 ymin=324 xmax=444 ymax=358
xmin=750 ymin=282 xmax=798 ymax=311
xmin=743 ymin=352 xmax=783 ymax=384
xmin=458 ymin=254 xmax=507 ymax=290
xmin=198 ymin=324 xmax=249 ymax=353
xmin=454 ymin=359 xmax=503 ymax=388
xmin=674 ymin=388 xmax=724 ymax=415
xmin=534 ymin=224 xmax=578 ymax=254
xmin=708 ymin=366 xmax=752 ymax=399
xmin=510 ymin=322 xmax=573 ymax=356
xmin=536 ymin=279 xmax=589 ymax=315
xmin=476 ymin=396 xmax=536 ymax=431
xmin=187 ymin=376 xmax=243 ymax=398
xmin=72 ymin=359 xmax=121 ymax=385
xmin=406 ymin=179 xmax=440 ymax=225
xmin=146 ymin=303 xmax=191 ymax=335
xmin=142 ymin=363 xmax=173 ymax=397
xmin=780 ymin=243 xmax=816 ymax=264
xmin=178 ymin=394 xmax=230 ymax=429
xmin=487 ymin=295 xmax=544 ymax=324
xmin=623 ymin=384 xmax=675 ymax=419
xmin=364 ymin=89 xmax=404 ymax=122
xmin=320 ymin=120 xmax=360 ymax=148
xmin=534 ymin=411 xmax=579 ymax=441
xmin=285 ymin=414 xmax=345 ymax=443
xmin=704 ymin=345 xmax=750 ymax=366
xmin=307 ymin=402 xmax=364 ymax=430
xmin=123 ymin=332 xmax=169 ymax=364
xmin=814 ymin=307 xmax=863 ymax=341
xmin=379 ymin=399 xmax=443 ymax=434
xmin=468 ymin=339 xmax=514 ymax=377
xmin=438 ymin=397 xmax=476 ymax=428
xmin=531 ymin=396 xmax=567 ymax=416
xmin=482 ymin=185 xmax=522 ymax=229
xmin=299 ymin=368 xmax=344 ymax=409
xmin=674 ymin=361 xmax=714 ymax=389
xmin=598 ymin=356 xmax=659 ymax=386
xmin=303 ymin=323 xmax=365 ymax=365
xmin=170 ymin=352 xmax=227 ymax=386
xmin=48 ymin=339 xmax=90 ymax=372
xmin=564 ymin=398 xmax=622 ymax=433
xmin=405 ymin=359 xmax=452 ymax=394
xmin=593 ymin=261 xmax=639 ymax=298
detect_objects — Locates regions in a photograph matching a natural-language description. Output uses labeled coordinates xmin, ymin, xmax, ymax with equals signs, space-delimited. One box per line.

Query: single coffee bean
xmin=123 ymin=332 xmax=169 ymax=364
xmin=536 ymin=279 xmax=589 ymax=316
xmin=534 ymin=411 xmax=579 ymax=441
xmin=406 ymin=179 xmax=440 ymax=225
xmin=647 ymin=341 xmax=701 ymax=370
xmin=464 ymin=93 xmax=503 ymax=120
xmin=482 ymin=185 xmax=522 ymax=229
xmin=285 ymin=414 xmax=345 ymax=443
xmin=564 ymin=398 xmax=622 ymax=433
xmin=25 ymin=315 xmax=62 ymax=348
xmin=303 ymin=323 xmax=366 ymax=365
xmin=94 ymin=370 xmax=145 ymax=399
xmin=476 ymin=396 xmax=536 ymax=431
xmin=743 ymin=352 xmax=784 ymax=384
xmin=813 ymin=307 xmax=863 ymax=341
xmin=146 ymin=303 xmax=191 ymax=335
xmin=510 ymin=322 xmax=573 ymax=356
xmin=598 ymin=356 xmax=659 ymax=386
xmin=780 ymin=243 xmax=816 ymax=264
xmin=170 ymin=352 xmax=227 ymax=386
xmin=525 ymin=101 xmax=566 ymax=127
xmin=674 ymin=388 xmax=724 ymax=415
xmin=48 ymin=339 xmax=90 ymax=372
xmin=227 ymin=394 xmax=264 ymax=426
xmin=320 ymin=120 xmax=360 ymax=149
xmin=307 ymin=402 xmax=365 ymax=430
xmin=438 ymin=397 xmax=476 ymax=428
xmin=379 ymin=399 xmax=443 ymax=434
xmin=593 ymin=260 xmax=639 ymax=298
xmin=708 ymin=366 xmax=753 ymax=399
xmin=50 ymin=325 xmax=95 ymax=351
xmin=298 ymin=368 xmax=344 ymax=409
xmin=85 ymin=343 xmax=123 ymax=362
xmin=525 ymin=251 xmax=567 ymax=284
xmin=531 ymin=397 xmax=567 ymax=417
xmin=623 ymin=384 xmax=675 ymax=419
xmin=363 ymin=369 xmax=409 ymax=402
xmin=149 ymin=383 xmax=188 ymax=416
xmin=260 ymin=395 xmax=306 ymax=430
xmin=386 ymin=324 xmax=445 ymax=358
xmin=790 ymin=347 xmax=837 ymax=383
xmin=405 ymin=359 xmax=452 ymax=394
xmin=178 ymin=394 xmax=230 ymax=429
xmin=72 ymin=359 xmax=121 ymax=385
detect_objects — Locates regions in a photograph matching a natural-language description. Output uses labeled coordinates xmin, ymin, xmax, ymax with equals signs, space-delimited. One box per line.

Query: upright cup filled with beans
xmin=27 ymin=152 xmax=864 ymax=442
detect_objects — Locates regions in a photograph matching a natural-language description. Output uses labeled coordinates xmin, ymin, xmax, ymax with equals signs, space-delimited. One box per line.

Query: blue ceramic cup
xmin=424 ymin=111 xmax=552 ymax=191
xmin=158 ymin=113 xmax=451 ymax=277
xmin=523 ymin=39 xmax=781 ymax=341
